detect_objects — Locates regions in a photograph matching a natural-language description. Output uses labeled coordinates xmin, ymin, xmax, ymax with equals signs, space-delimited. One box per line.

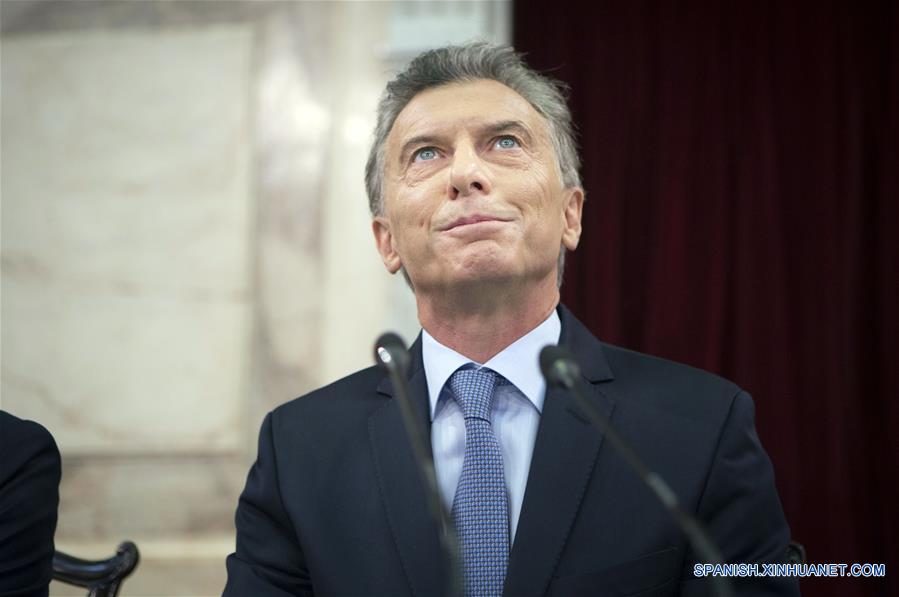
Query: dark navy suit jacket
xmin=224 ymin=306 xmax=798 ymax=596
xmin=0 ymin=411 xmax=61 ymax=597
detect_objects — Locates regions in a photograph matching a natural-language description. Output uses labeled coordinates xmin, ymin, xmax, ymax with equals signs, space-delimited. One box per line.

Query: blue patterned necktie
xmin=449 ymin=367 xmax=510 ymax=597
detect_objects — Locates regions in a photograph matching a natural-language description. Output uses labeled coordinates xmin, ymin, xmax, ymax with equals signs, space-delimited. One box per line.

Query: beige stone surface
xmin=1 ymin=27 xmax=253 ymax=453
xmin=55 ymin=456 xmax=246 ymax=539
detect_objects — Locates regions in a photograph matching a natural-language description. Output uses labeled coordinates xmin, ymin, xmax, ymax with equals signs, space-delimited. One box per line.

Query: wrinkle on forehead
xmin=386 ymin=80 xmax=554 ymax=162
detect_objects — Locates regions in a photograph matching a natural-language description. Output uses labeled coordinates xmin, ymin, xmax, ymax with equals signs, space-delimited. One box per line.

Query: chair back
xmin=53 ymin=541 xmax=139 ymax=597
xmin=786 ymin=540 xmax=807 ymax=565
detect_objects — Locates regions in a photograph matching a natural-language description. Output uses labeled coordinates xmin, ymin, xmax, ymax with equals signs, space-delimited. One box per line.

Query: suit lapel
xmin=504 ymin=306 xmax=616 ymax=597
xmin=368 ymin=335 xmax=446 ymax=597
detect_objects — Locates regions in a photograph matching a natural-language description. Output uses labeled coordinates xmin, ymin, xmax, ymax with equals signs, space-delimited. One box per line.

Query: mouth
xmin=442 ymin=214 xmax=512 ymax=231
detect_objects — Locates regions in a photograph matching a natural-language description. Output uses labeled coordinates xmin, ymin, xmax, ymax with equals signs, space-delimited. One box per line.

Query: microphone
xmin=373 ymin=333 xmax=461 ymax=597
xmin=539 ymin=346 xmax=735 ymax=597
xmin=375 ymin=332 xmax=411 ymax=376
xmin=539 ymin=345 xmax=581 ymax=389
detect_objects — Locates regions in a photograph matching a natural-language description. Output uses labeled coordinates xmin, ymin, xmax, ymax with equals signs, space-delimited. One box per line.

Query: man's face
xmin=373 ymin=79 xmax=583 ymax=293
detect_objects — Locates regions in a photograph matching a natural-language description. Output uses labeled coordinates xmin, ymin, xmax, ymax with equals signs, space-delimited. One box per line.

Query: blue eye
xmin=495 ymin=136 xmax=520 ymax=150
xmin=414 ymin=147 xmax=438 ymax=162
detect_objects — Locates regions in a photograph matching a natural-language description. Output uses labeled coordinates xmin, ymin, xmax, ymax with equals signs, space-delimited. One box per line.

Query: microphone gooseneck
xmin=373 ymin=333 xmax=461 ymax=597
xmin=539 ymin=345 xmax=735 ymax=597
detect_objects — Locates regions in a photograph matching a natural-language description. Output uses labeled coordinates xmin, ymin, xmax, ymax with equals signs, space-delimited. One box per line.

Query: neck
xmin=417 ymin=276 xmax=559 ymax=364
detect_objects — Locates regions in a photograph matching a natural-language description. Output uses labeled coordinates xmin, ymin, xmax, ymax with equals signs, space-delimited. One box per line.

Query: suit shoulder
xmin=1 ymin=410 xmax=56 ymax=442
xmin=271 ymin=364 xmax=387 ymax=422
xmin=260 ymin=366 xmax=389 ymax=467
xmin=597 ymin=343 xmax=744 ymax=421
xmin=601 ymin=343 xmax=740 ymax=393
xmin=0 ymin=411 xmax=59 ymax=455
xmin=0 ymin=411 xmax=61 ymax=485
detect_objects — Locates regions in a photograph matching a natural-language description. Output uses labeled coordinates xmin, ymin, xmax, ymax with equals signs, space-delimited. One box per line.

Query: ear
xmin=561 ymin=186 xmax=585 ymax=251
xmin=372 ymin=216 xmax=403 ymax=274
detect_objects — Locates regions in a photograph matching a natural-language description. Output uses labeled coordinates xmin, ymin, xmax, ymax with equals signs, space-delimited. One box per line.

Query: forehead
xmin=386 ymin=79 xmax=550 ymax=148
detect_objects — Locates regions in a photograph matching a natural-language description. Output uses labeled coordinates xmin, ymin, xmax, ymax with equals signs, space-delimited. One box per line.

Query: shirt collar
xmin=421 ymin=309 xmax=562 ymax=420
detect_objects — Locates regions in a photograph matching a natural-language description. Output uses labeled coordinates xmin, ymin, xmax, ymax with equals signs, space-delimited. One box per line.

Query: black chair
xmin=53 ymin=541 xmax=139 ymax=597
xmin=786 ymin=540 xmax=807 ymax=565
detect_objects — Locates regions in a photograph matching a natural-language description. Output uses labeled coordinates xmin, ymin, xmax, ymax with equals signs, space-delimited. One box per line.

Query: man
xmin=224 ymin=43 xmax=797 ymax=596
xmin=0 ymin=411 xmax=61 ymax=597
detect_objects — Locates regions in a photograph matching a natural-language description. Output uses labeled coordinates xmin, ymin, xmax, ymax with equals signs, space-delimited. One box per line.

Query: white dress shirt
xmin=421 ymin=309 xmax=561 ymax=542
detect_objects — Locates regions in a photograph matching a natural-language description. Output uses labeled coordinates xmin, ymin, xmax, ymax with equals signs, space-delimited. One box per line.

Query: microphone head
xmin=539 ymin=345 xmax=580 ymax=388
xmin=374 ymin=332 xmax=411 ymax=375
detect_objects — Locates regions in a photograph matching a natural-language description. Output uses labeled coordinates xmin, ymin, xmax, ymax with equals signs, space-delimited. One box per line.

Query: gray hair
xmin=365 ymin=42 xmax=582 ymax=286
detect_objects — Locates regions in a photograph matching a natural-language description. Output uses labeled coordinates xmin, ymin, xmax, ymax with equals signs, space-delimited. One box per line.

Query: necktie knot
xmin=449 ymin=367 xmax=499 ymax=421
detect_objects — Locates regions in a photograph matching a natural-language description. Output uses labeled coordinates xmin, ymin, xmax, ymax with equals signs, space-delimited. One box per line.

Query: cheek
xmin=391 ymin=194 xmax=433 ymax=247
xmin=520 ymin=179 xmax=567 ymax=245
xmin=407 ymin=198 xmax=432 ymax=231
xmin=518 ymin=173 xmax=562 ymax=222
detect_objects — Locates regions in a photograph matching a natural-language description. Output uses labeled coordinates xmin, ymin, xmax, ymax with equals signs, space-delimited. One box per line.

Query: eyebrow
xmin=482 ymin=120 xmax=534 ymax=143
xmin=398 ymin=134 xmax=446 ymax=166
xmin=397 ymin=119 xmax=535 ymax=165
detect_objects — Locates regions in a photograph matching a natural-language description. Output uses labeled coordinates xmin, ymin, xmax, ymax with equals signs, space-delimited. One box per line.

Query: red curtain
xmin=514 ymin=2 xmax=897 ymax=596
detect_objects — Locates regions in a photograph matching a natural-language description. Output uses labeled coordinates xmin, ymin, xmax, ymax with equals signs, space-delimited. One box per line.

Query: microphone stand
xmin=540 ymin=345 xmax=734 ymax=597
xmin=375 ymin=333 xmax=462 ymax=597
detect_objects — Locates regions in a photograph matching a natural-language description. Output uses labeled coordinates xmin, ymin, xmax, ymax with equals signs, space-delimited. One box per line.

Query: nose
xmin=448 ymin=143 xmax=492 ymax=199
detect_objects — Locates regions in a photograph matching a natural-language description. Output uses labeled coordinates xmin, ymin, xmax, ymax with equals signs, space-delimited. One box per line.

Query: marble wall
xmin=2 ymin=25 xmax=253 ymax=454
xmin=0 ymin=1 xmax=509 ymax=594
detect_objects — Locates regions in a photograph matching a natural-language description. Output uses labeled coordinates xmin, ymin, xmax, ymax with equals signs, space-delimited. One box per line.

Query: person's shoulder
xmin=0 ymin=411 xmax=61 ymax=484
xmin=0 ymin=411 xmax=59 ymax=455
xmin=259 ymin=365 xmax=392 ymax=460
xmin=596 ymin=343 xmax=744 ymax=420
xmin=561 ymin=305 xmax=741 ymax=404
xmin=1 ymin=409 xmax=54 ymax=440
xmin=601 ymin=343 xmax=740 ymax=392
xmin=270 ymin=364 xmax=389 ymax=424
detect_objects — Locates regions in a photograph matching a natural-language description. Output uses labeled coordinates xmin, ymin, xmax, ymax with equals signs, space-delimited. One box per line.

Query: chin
xmin=450 ymin=258 xmax=521 ymax=286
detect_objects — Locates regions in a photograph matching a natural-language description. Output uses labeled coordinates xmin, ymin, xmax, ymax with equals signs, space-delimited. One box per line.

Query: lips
xmin=442 ymin=214 xmax=511 ymax=231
